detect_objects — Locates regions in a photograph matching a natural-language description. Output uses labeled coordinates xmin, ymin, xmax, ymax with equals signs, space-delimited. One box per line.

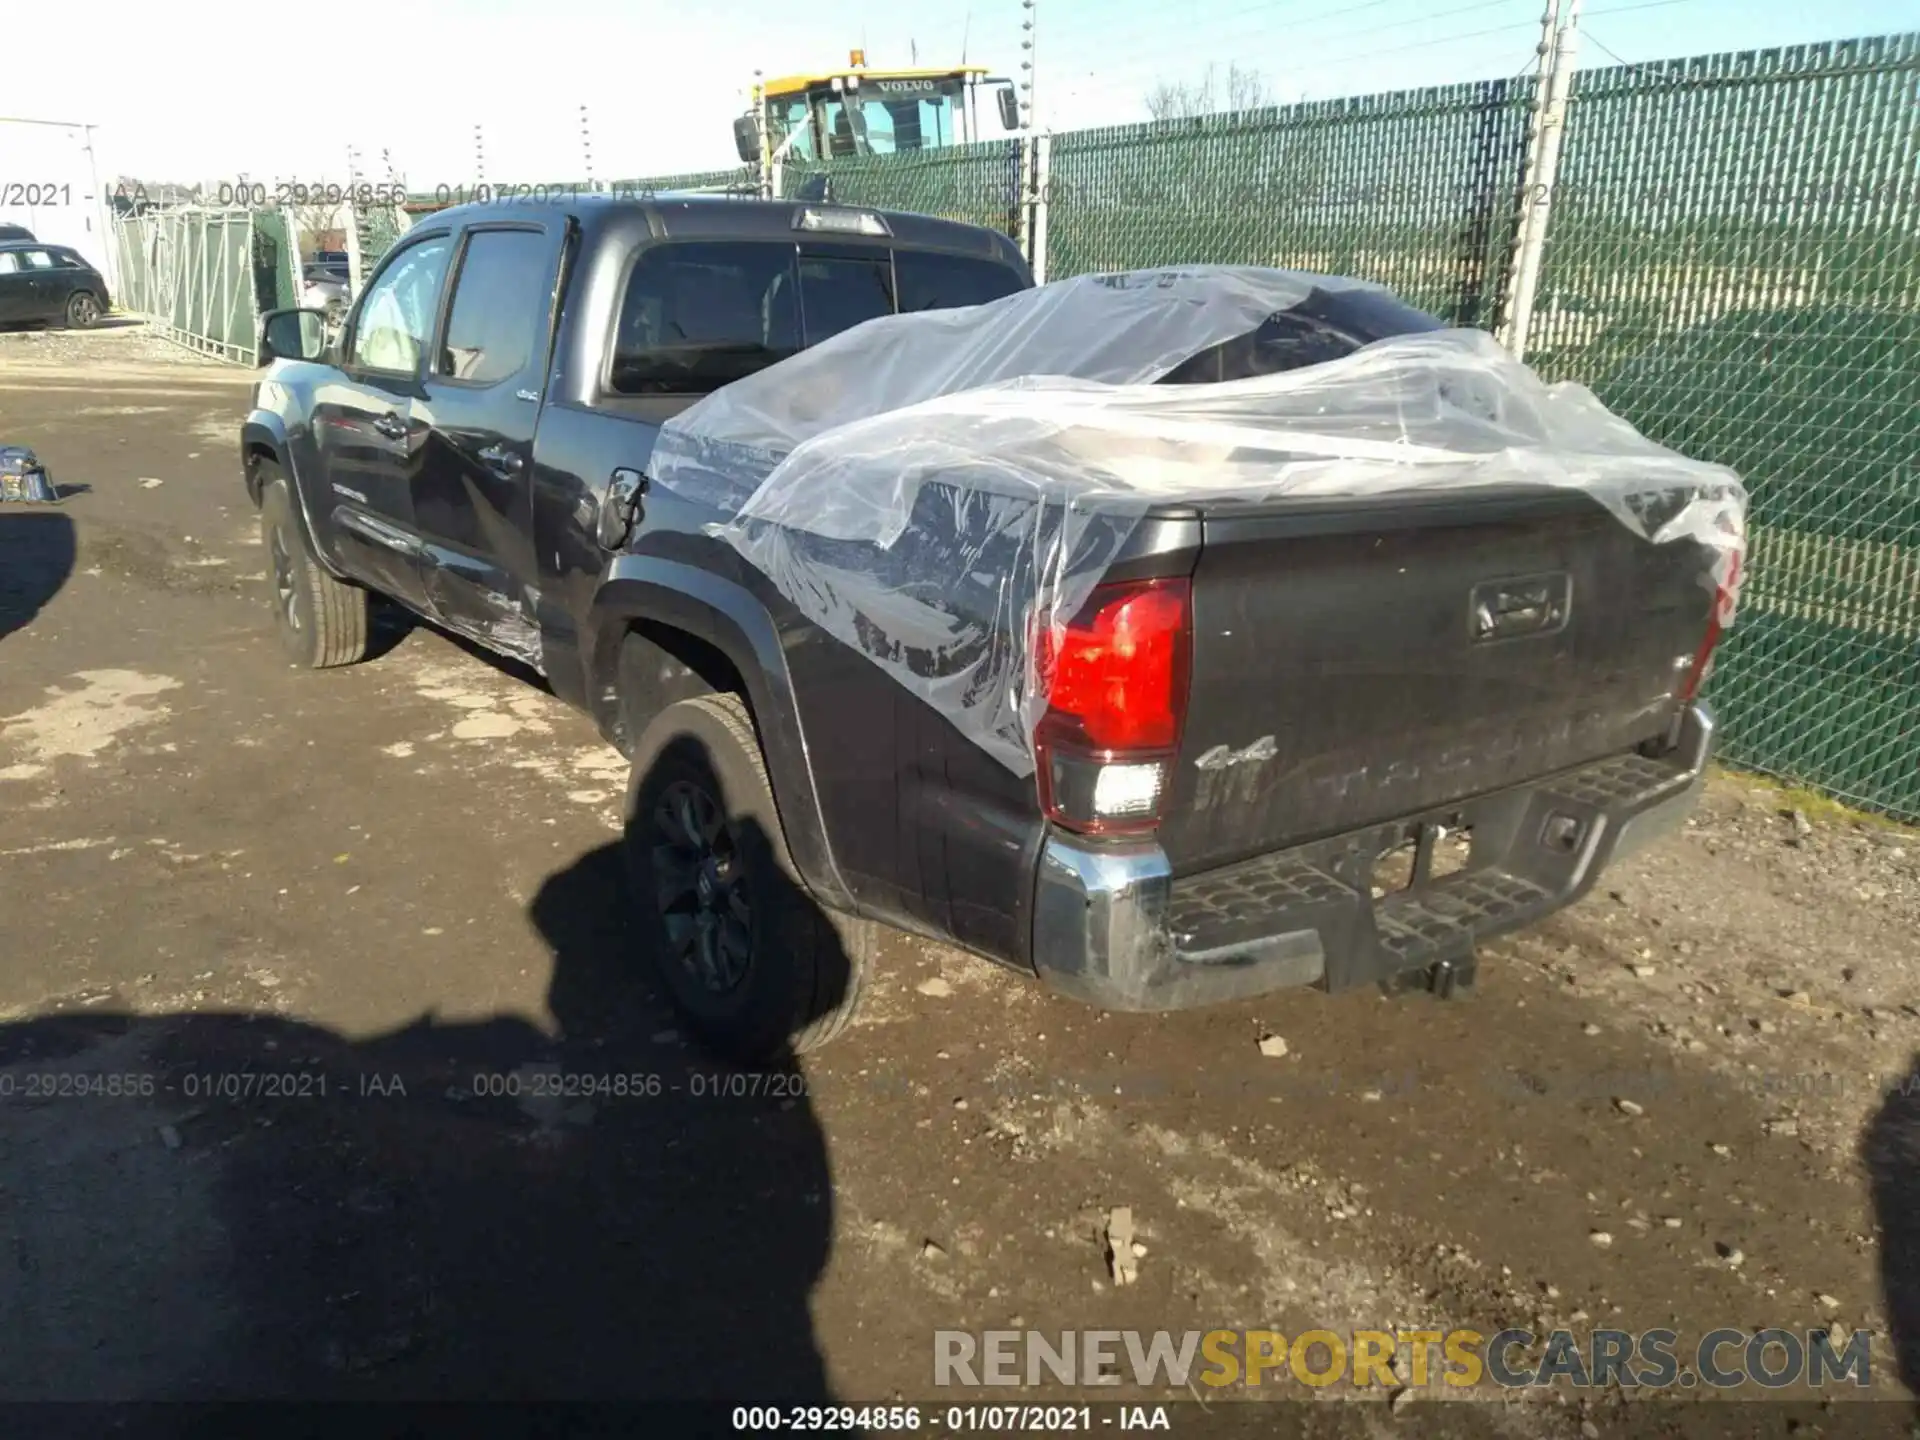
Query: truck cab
xmin=733 ymin=52 xmax=1021 ymax=194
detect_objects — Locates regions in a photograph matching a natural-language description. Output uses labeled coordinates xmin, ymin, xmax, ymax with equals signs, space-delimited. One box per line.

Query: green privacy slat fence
xmin=1525 ymin=34 xmax=1920 ymax=819
xmin=1044 ymin=78 xmax=1532 ymax=328
xmin=608 ymin=166 xmax=754 ymax=194
xmin=250 ymin=208 xmax=299 ymax=313
xmin=784 ymin=141 xmax=1025 ymax=237
xmin=111 ymin=209 xmax=263 ymax=362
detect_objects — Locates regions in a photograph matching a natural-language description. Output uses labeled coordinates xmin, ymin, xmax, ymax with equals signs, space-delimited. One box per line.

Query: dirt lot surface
xmin=2 ymin=325 xmax=1917 ymax=1433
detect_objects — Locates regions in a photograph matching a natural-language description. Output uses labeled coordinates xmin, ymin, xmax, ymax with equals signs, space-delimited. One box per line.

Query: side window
xmin=349 ymin=236 xmax=454 ymax=375
xmin=437 ymin=229 xmax=553 ymax=384
xmin=21 ymin=250 xmax=55 ymax=270
xmin=775 ymin=99 xmax=817 ymax=161
xmin=54 ymin=251 xmax=86 ymax=269
xmin=0 ymin=254 xmax=18 ymax=275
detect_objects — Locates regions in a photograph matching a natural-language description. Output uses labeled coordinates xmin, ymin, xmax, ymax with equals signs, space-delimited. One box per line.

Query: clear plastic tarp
xmin=652 ymin=266 xmax=1747 ymax=776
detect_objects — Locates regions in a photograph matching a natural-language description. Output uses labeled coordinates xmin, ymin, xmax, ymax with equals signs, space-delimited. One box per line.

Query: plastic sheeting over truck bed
xmin=651 ymin=266 xmax=1747 ymax=776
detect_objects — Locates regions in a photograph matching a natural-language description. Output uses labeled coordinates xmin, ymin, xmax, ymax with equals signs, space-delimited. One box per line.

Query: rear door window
xmin=436 ymin=228 xmax=553 ymax=384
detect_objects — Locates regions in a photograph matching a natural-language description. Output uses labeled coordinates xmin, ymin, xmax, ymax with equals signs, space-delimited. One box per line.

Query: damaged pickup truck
xmin=243 ymin=196 xmax=1745 ymax=1060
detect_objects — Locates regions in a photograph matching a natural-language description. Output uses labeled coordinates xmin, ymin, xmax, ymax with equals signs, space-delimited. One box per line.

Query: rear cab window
xmin=609 ymin=240 xmax=1024 ymax=395
xmin=1159 ymin=285 xmax=1449 ymax=384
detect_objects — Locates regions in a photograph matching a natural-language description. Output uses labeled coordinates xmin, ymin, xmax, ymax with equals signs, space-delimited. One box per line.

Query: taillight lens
xmin=1678 ymin=550 xmax=1742 ymax=704
xmin=1032 ymin=578 xmax=1191 ymax=834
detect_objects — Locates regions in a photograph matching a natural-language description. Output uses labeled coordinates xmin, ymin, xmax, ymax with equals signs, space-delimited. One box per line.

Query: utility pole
xmin=1017 ymin=0 xmax=1044 ymax=275
xmin=1500 ymin=0 xmax=1581 ymax=362
xmin=78 ymin=122 xmax=118 ymax=294
xmin=1018 ymin=0 xmax=1040 ymax=133
xmin=342 ymin=145 xmax=365 ymax=296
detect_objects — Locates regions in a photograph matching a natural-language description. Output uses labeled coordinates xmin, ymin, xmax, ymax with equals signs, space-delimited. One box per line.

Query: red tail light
xmin=1033 ymin=578 xmax=1191 ymax=834
xmin=1678 ymin=550 xmax=1742 ymax=705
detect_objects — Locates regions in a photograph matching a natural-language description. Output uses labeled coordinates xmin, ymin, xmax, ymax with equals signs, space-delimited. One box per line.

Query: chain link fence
xmin=1045 ymin=79 xmax=1531 ymax=329
xmin=106 ymin=32 xmax=1920 ymax=819
xmin=784 ymin=141 xmax=1026 ymax=238
xmin=1523 ymin=34 xmax=1920 ymax=820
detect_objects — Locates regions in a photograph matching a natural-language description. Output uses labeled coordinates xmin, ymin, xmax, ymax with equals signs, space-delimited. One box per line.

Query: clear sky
xmin=4 ymin=0 xmax=1915 ymax=190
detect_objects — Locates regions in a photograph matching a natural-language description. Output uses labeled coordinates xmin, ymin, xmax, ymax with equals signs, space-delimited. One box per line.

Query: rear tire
xmin=63 ymin=291 xmax=101 ymax=329
xmin=624 ymin=693 xmax=875 ymax=1061
xmin=258 ymin=467 xmax=370 ymax=668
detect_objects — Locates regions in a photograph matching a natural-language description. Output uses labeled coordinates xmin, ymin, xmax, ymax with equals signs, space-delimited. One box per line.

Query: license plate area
xmin=1368 ymin=815 xmax=1473 ymax=899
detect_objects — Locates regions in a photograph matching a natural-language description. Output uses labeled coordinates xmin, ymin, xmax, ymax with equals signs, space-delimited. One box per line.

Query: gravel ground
xmin=2 ymin=331 xmax=1916 ymax=1432
xmin=0 ymin=316 xmax=232 ymax=368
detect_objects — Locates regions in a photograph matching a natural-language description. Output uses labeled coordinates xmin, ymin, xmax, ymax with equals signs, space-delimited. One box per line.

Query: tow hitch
xmin=1380 ymin=953 xmax=1478 ymax=999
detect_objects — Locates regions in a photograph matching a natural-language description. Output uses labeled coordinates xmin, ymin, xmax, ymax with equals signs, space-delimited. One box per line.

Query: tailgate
xmin=1157 ymin=487 xmax=1715 ymax=876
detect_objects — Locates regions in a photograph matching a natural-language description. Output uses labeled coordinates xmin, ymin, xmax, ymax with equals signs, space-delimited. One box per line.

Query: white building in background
xmin=0 ymin=117 xmax=114 ymax=285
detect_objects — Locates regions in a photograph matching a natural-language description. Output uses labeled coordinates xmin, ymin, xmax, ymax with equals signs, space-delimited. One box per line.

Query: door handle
xmin=373 ymin=412 xmax=407 ymax=441
xmin=478 ymin=444 xmax=526 ymax=477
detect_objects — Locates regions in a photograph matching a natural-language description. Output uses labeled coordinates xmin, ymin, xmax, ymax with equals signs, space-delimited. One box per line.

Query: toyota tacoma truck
xmin=243 ymin=195 xmax=1733 ymax=1061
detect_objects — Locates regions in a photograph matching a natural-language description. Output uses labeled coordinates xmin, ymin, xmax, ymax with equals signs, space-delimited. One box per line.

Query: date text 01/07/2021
xmin=2 ymin=183 xmax=73 ymax=208
xmin=729 ymin=1405 xmax=1173 ymax=1431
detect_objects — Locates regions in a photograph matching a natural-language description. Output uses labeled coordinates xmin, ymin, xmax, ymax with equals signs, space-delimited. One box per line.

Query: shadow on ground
xmin=1867 ymin=1053 xmax=1920 ymax=1393
xmin=0 ymin=830 xmax=844 ymax=1424
xmin=0 ymin=508 xmax=74 ymax=643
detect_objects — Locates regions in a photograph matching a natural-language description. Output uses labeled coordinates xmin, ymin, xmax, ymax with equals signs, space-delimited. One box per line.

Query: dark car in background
xmin=0 ymin=242 xmax=110 ymax=328
xmin=0 ymin=224 xmax=35 ymax=243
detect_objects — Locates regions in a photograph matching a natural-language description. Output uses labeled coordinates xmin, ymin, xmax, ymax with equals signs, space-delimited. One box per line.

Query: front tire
xmin=63 ymin=291 xmax=101 ymax=329
xmin=625 ymin=693 xmax=875 ymax=1061
xmin=258 ymin=468 xmax=370 ymax=668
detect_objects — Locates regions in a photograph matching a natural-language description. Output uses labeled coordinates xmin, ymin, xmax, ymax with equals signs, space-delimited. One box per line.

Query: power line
xmin=1583 ymin=29 xmax=1661 ymax=72
xmin=1049 ymin=12 xmax=1544 ymax=100
xmin=1049 ymin=0 xmax=1412 ymax=52
xmin=1583 ymin=0 xmax=1699 ymax=15
xmin=1050 ymin=0 xmax=1514 ymax=54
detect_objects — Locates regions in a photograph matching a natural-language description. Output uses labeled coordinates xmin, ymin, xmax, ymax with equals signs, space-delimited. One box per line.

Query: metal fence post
xmin=1030 ymin=131 xmax=1052 ymax=285
xmin=1502 ymin=0 xmax=1582 ymax=361
xmin=1499 ymin=0 xmax=1560 ymax=351
xmin=343 ymin=208 xmax=364 ymax=299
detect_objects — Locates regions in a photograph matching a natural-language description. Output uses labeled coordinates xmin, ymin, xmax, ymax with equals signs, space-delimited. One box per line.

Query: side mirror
xmin=795 ymin=173 xmax=832 ymax=203
xmin=732 ymin=114 xmax=761 ymax=164
xmin=259 ymin=308 xmax=330 ymax=367
xmin=997 ymin=86 xmax=1020 ymax=131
